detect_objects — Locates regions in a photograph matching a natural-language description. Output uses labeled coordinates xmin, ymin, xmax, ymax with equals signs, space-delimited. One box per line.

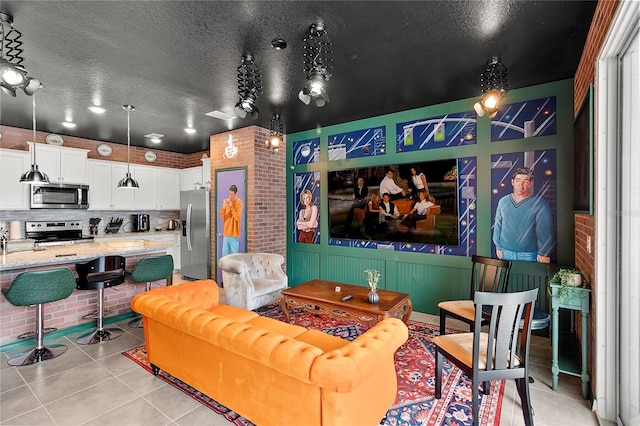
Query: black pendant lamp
xmin=117 ymin=105 xmax=139 ymax=189
xmin=20 ymin=92 xmax=49 ymax=184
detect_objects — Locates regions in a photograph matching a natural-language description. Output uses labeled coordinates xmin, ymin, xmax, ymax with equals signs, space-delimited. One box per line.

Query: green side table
xmin=550 ymin=282 xmax=591 ymax=398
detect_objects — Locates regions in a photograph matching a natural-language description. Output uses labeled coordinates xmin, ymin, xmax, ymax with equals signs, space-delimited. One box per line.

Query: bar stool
xmin=2 ymin=268 xmax=77 ymax=366
xmin=75 ymin=255 xmax=126 ymax=345
xmin=128 ymin=254 xmax=174 ymax=328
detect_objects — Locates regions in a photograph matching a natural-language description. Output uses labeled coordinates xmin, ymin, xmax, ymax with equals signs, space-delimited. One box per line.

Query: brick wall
xmin=0 ymin=253 xmax=167 ymax=345
xmin=0 ymin=125 xmax=207 ymax=169
xmin=209 ymin=126 xmax=287 ymax=277
xmin=572 ymin=0 xmax=620 ymax=396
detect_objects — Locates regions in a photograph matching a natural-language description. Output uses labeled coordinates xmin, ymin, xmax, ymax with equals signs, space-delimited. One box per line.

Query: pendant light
xmin=20 ymin=91 xmax=49 ymax=184
xmin=117 ymin=105 xmax=139 ymax=189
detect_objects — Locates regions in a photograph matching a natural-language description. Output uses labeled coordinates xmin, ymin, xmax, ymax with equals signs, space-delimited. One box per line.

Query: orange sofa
xmin=131 ymin=280 xmax=408 ymax=426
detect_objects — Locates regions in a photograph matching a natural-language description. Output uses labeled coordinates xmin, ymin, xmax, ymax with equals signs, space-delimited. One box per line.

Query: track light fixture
xmin=234 ymin=53 xmax=262 ymax=120
xmin=266 ymin=114 xmax=283 ymax=152
xmin=298 ymin=22 xmax=332 ymax=107
xmin=117 ymin=105 xmax=139 ymax=189
xmin=473 ymin=56 xmax=509 ymax=119
xmin=0 ymin=12 xmax=41 ymax=97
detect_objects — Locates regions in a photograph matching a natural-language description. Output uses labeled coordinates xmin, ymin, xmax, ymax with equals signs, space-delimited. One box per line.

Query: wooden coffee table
xmin=280 ymin=279 xmax=412 ymax=325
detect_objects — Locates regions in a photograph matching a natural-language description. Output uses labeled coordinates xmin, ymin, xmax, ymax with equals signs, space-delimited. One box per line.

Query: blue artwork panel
xmin=293 ymin=172 xmax=320 ymax=244
xmin=292 ymin=138 xmax=320 ymax=165
xmin=491 ymin=97 xmax=556 ymax=142
xmin=327 ymin=126 xmax=386 ymax=160
xmin=490 ymin=150 xmax=557 ymax=263
xmin=396 ymin=112 xmax=476 ymax=153
xmin=328 ymin=157 xmax=476 ymax=257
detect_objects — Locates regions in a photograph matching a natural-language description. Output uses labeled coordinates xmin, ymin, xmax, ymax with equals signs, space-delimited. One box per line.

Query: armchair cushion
xmin=218 ymin=253 xmax=288 ymax=310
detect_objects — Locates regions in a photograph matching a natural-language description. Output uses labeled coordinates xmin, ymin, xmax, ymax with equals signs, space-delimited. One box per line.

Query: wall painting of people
xmin=491 ymin=150 xmax=557 ymax=263
xmin=293 ymin=172 xmax=320 ymax=244
xmin=327 ymin=157 xmax=477 ymax=257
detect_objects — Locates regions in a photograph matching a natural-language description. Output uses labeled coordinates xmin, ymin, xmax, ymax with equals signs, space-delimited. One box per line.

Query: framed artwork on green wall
xmin=293 ymin=172 xmax=320 ymax=244
xmin=327 ymin=126 xmax=386 ymax=160
xmin=292 ymin=138 xmax=320 ymax=165
xmin=490 ymin=150 xmax=557 ymax=263
xmin=396 ymin=111 xmax=476 ymax=152
xmin=328 ymin=157 xmax=477 ymax=257
xmin=490 ymin=97 xmax=557 ymax=141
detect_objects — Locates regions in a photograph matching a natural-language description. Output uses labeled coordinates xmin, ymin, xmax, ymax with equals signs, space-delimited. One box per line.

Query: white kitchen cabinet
xmin=87 ymin=160 xmax=135 ymax=210
xmin=28 ymin=143 xmax=89 ymax=184
xmin=133 ymin=166 xmax=157 ymax=210
xmin=202 ymin=157 xmax=211 ymax=188
xmin=0 ymin=149 xmax=31 ymax=210
xmin=181 ymin=166 xmax=203 ymax=191
xmin=133 ymin=165 xmax=180 ymax=210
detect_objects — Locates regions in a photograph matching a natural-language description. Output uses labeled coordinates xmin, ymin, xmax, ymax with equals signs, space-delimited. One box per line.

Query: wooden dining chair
xmin=438 ymin=255 xmax=512 ymax=335
xmin=433 ymin=288 xmax=539 ymax=426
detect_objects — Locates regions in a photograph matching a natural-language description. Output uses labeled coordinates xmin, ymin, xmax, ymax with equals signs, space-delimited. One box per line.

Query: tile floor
xmin=1 ymin=276 xmax=598 ymax=425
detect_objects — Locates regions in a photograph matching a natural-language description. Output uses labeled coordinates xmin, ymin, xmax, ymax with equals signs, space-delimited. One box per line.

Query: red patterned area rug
xmin=123 ymin=303 xmax=504 ymax=426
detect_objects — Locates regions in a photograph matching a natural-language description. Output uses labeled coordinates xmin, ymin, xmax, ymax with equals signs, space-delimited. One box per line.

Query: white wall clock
xmin=144 ymin=150 xmax=157 ymax=162
xmin=45 ymin=134 xmax=64 ymax=146
xmin=96 ymin=143 xmax=113 ymax=157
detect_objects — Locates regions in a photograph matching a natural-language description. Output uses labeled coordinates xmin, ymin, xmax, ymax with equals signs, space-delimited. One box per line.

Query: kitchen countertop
xmin=1 ymin=240 xmax=172 ymax=271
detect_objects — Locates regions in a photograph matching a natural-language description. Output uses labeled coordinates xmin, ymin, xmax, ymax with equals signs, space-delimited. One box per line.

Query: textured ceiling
xmin=0 ymin=1 xmax=597 ymax=154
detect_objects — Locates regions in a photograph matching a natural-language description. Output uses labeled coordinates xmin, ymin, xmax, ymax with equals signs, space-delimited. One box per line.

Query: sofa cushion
xmin=208 ymin=304 xmax=259 ymax=322
xmin=297 ymin=329 xmax=348 ymax=353
xmin=253 ymin=279 xmax=285 ymax=296
xmin=248 ymin=316 xmax=307 ymax=338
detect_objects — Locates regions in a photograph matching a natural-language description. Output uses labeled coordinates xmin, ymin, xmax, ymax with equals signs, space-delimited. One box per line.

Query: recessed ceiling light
xmin=144 ymin=133 xmax=164 ymax=144
xmin=88 ymin=106 xmax=106 ymax=114
xmin=205 ymin=110 xmax=238 ymax=120
xmin=184 ymin=128 xmax=196 ymax=134
xmin=61 ymin=121 xmax=77 ymax=128
xmin=271 ymin=38 xmax=287 ymax=50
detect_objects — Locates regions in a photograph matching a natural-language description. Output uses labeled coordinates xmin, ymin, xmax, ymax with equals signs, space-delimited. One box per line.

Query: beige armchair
xmin=217 ymin=253 xmax=288 ymax=310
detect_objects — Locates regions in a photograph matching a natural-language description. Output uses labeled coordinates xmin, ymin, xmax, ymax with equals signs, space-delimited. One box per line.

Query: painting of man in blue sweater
xmin=492 ymin=167 xmax=554 ymax=263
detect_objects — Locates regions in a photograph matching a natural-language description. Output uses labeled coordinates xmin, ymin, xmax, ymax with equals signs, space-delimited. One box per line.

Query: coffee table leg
xmin=280 ymin=297 xmax=291 ymax=323
xmin=402 ymin=299 xmax=413 ymax=324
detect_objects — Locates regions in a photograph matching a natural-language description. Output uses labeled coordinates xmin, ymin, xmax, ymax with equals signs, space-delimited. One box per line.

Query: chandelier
xmin=0 ymin=12 xmax=41 ymax=97
xmin=265 ymin=114 xmax=283 ymax=152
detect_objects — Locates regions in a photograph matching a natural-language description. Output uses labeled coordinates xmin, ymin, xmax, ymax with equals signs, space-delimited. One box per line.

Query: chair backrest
xmin=131 ymin=254 xmax=174 ymax=283
xmin=468 ymin=255 xmax=512 ymax=299
xmin=3 ymin=268 xmax=77 ymax=306
xmin=219 ymin=253 xmax=284 ymax=280
xmin=473 ymin=288 xmax=538 ymax=374
xmin=76 ymin=255 xmax=126 ymax=290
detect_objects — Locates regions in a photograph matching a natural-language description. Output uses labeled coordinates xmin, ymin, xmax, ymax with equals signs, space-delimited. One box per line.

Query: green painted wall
xmin=286 ymin=79 xmax=574 ymax=315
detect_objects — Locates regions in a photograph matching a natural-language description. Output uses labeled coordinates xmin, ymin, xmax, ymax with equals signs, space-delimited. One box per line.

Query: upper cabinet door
xmin=0 ymin=149 xmax=30 ymax=210
xmin=87 ymin=160 xmax=113 ymax=210
xmin=28 ymin=143 xmax=89 ymax=184
xmin=133 ymin=165 xmax=157 ymax=210
xmin=157 ymin=168 xmax=180 ymax=210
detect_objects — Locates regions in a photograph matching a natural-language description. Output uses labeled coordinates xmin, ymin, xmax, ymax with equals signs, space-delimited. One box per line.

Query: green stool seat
xmin=75 ymin=256 xmax=126 ymax=345
xmin=2 ymin=268 xmax=76 ymax=366
xmin=128 ymin=255 xmax=173 ymax=328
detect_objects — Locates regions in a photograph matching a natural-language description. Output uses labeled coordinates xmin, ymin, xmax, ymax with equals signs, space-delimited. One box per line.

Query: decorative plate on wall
xmin=144 ymin=151 xmax=157 ymax=162
xmin=96 ymin=143 xmax=113 ymax=157
xmin=45 ymin=134 xmax=64 ymax=146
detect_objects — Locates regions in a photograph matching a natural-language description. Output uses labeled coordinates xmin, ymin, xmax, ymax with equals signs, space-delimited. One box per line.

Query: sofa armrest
xmin=218 ymin=257 xmax=249 ymax=275
xmin=309 ymin=318 xmax=408 ymax=392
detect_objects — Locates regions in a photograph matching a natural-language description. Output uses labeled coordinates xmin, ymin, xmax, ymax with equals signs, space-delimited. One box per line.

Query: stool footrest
xmin=76 ymin=327 xmax=123 ymax=345
xmin=8 ymin=344 xmax=68 ymax=366
xmin=17 ymin=327 xmax=57 ymax=339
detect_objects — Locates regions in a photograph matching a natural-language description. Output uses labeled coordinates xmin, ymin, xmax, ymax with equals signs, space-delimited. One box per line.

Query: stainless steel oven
xmin=30 ymin=183 xmax=89 ymax=209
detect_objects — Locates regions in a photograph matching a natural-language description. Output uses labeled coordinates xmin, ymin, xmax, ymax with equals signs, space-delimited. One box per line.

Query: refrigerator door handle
xmin=186 ymin=203 xmax=193 ymax=251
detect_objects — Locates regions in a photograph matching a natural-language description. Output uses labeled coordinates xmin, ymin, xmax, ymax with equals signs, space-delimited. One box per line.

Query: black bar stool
xmin=2 ymin=268 xmax=77 ymax=366
xmin=127 ymin=254 xmax=174 ymax=328
xmin=75 ymin=255 xmax=126 ymax=345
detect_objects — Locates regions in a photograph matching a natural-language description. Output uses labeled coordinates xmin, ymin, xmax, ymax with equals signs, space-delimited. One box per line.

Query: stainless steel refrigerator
xmin=180 ymin=189 xmax=211 ymax=280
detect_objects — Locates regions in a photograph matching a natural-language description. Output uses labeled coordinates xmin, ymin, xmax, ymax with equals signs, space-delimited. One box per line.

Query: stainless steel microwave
xmin=30 ymin=183 xmax=89 ymax=209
